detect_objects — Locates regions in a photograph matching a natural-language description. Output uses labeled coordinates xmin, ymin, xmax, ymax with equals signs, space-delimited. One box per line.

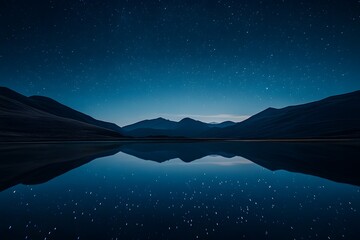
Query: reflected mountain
xmin=121 ymin=141 xmax=360 ymax=185
xmin=120 ymin=141 xmax=237 ymax=162
xmin=0 ymin=142 xmax=123 ymax=191
xmin=0 ymin=141 xmax=359 ymax=192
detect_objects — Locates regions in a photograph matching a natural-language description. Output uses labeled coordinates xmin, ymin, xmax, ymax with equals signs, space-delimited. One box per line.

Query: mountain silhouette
xmin=205 ymin=90 xmax=360 ymax=139
xmin=2 ymin=87 xmax=360 ymax=140
xmin=123 ymin=117 xmax=236 ymax=137
xmin=0 ymin=87 xmax=124 ymax=141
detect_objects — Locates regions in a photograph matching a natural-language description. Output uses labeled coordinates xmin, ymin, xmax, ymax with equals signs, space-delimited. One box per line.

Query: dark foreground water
xmin=0 ymin=141 xmax=359 ymax=239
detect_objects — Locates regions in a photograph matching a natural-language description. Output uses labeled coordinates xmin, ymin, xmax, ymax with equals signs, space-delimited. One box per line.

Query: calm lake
xmin=0 ymin=141 xmax=359 ymax=239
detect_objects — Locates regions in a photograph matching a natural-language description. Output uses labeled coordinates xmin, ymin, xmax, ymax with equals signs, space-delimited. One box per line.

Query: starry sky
xmin=1 ymin=0 xmax=360 ymax=126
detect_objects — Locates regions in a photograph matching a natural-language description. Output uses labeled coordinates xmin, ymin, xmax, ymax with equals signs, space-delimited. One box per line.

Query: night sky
xmin=1 ymin=0 xmax=360 ymax=125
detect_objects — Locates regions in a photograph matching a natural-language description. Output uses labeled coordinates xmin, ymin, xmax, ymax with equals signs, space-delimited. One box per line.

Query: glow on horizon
xmin=160 ymin=114 xmax=250 ymax=123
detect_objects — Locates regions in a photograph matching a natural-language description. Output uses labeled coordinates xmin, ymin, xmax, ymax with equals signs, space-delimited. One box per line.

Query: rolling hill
xmin=0 ymin=87 xmax=124 ymax=141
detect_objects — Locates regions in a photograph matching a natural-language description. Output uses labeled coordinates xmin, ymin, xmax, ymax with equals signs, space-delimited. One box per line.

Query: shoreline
xmin=0 ymin=138 xmax=359 ymax=144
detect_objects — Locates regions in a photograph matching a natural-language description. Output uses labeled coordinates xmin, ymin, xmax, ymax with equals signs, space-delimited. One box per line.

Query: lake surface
xmin=0 ymin=141 xmax=359 ymax=239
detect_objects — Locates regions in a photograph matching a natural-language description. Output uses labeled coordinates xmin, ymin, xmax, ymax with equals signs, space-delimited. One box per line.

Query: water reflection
xmin=0 ymin=141 xmax=359 ymax=239
xmin=0 ymin=141 xmax=359 ymax=191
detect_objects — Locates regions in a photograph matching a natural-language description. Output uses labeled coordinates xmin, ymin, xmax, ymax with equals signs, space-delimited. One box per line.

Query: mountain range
xmin=122 ymin=117 xmax=236 ymax=137
xmin=1 ymin=86 xmax=360 ymax=140
xmin=123 ymin=90 xmax=360 ymax=139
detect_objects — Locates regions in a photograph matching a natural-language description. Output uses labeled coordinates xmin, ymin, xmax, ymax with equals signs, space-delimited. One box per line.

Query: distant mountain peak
xmin=178 ymin=118 xmax=207 ymax=127
xmin=179 ymin=117 xmax=199 ymax=123
xmin=122 ymin=117 xmax=178 ymax=132
xmin=179 ymin=117 xmax=192 ymax=121
xmin=154 ymin=117 xmax=170 ymax=121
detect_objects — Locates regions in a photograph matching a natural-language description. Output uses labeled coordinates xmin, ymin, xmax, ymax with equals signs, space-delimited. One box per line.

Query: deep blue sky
xmin=1 ymin=0 xmax=360 ymax=125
